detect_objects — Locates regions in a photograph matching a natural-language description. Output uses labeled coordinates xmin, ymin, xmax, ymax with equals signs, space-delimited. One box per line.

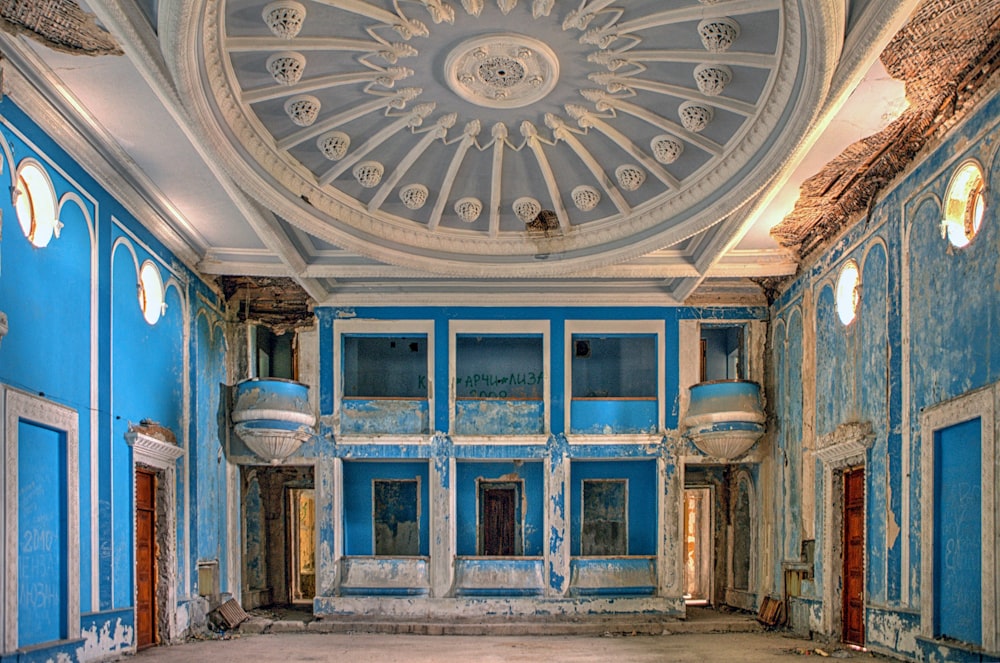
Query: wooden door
xmin=136 ymin=468 xmax=157 ymax=649
xmin=481 ymin=487 xmax=516 ymax=556
xmin=842 ymin=467 xmax=865 ymax=646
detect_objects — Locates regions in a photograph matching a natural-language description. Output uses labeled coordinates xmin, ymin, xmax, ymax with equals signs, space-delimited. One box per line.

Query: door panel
xmin=842 ymin=467 xmax=864 ymax=646
xmin=136 ymin=469 xmax=156 ymax=649
xmin=481 ymin=488 xmax=516 ymax=556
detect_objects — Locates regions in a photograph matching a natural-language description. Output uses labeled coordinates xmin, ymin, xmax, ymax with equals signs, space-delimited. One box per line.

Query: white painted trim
xmin=817 ymin=422 xmax=872 ymax=639
xmin=919 ymin=385 xmax=997 ymax=653
xmin=332 ymin=319 xmax=436 ymax=437
xmin=448 ymin=320 xmax=551 ymax=439
xmin=2 ymin=387 xmax=80 ymax=651
xmin=127 ymin=431 xmax=184 ymax=643
xmin=563 ymin=320 xmax=666 ymax=435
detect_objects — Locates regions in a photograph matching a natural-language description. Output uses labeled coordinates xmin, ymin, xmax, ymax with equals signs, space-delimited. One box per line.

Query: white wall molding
xmin=2 ymin=387 xmax=80 ymax=651
xmin=919 ymin=384 xmax=997 ymax=653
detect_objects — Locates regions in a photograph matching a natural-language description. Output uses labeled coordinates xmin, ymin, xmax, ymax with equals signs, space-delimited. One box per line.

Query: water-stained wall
xmin=768 ymin=84 xmax=1000 ymax=660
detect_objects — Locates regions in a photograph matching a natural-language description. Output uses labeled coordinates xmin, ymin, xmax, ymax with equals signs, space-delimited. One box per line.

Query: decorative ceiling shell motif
xmin=170 ymin=0 xmax=833 ymax=276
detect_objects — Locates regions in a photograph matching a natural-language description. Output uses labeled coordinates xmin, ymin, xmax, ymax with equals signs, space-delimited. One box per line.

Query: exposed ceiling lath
xmin=218 ymin=276 xmax=314 ymax=333
xmin=771 ymin=0 xmax=1000 ymax=260
xmin=0 ymin=0 xmax=121 ymax=56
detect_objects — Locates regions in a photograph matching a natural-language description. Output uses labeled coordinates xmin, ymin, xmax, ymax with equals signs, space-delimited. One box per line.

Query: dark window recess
xmin=572 ymin=334 xmax=656 ymax=398
xmin=256 ymin=326 xmax=295 ymax=379
xmin=581 ymin=479 xmax=628 ymax=556
xmin=455 ymin=334 xmax=543 ymax=399
xmin=700 ymin=325 xmax=745 ymax=382
xmin=373 ymin=479 xmax=420 ymax=556
xmin=479 ymin=481 xmax=523 ymax=556
xmin=343 ymin=335 xmax=427 ymax=398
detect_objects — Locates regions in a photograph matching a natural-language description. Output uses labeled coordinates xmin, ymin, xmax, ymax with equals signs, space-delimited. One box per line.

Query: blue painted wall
xmin=569 ymin=459 xmax=657 ymax=556
xmin=17 ymin=422 xmax=69 ymax=646
xmin=0 ymin=97 xmax=229 ymax=658
xmin=318 ymin=306 xmax=763 ymax=439
xmin=769 ymin=85 xmax=1000 ymax=657
xmin=342 ymin=461 xmax=431 ymax=556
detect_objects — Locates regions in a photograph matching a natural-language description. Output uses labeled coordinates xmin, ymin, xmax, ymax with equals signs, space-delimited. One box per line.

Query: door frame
xmin=126 ymin=431 xmax=184 ymax=646
xmin=920 ymin=386 xmax=997 ymax=652
xmin=816 ymin=421 xmax=873 ymax=640
xmin=476 ymin=479 xmax=524 ymax=556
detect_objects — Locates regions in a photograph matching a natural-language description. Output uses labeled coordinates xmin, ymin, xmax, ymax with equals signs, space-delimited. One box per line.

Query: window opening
xmin=581 ymin=479 xmax=628 ymax=556
xmin=373 ymin=479 xmax=420 ymax=556
xmin=699 ymin=324 xmax=745 ymax=381
xmin=478 ymin=480 xmax=523 ymax=556
xmin=835 ymin=260 xmax=860 ymax=327
xmin=138 ymin=261 xmax=165 ymax=325
xmin=455 ymin=334 xmax=543 ymax=400
xmin=13 ymin=160 xmax=59 ymax=248
xmin=343 ymin=335 xmax=427 ymax=398
xmin=256 ymin=326 xmax=295 ymax=379
xmin=942 ymin=161 xmax=986 ymax=248
xmin=571 ymin=334 xmax=656 ymax=399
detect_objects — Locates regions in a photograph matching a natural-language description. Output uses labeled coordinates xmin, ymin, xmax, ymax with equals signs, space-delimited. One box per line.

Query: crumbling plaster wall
xmin=767 ymin=80 xmax=1000 ymax=658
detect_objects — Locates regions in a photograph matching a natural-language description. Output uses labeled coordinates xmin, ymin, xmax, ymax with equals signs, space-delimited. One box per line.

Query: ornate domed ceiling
xmin=168 ymin=0 xmax=837 ymax=277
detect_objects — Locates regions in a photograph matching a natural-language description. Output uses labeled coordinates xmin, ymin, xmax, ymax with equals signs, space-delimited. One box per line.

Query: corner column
xmin=316 ymin=455 xmax=341 ymax=598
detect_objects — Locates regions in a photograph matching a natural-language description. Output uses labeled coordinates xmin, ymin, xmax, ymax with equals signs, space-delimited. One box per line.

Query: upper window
xmin=13 ymin=160 xmax=59 ymax=248
xmin=342 ymin=335 xmax=427 ymax=398
xmin=572 ymin=334 xmax=657 ymax=399
xmin=138 ymin=261 xmax=164 ymax=325
xmin=699 ymin=324 xmax=745 ymax=382
xmin=835 ymin=260 xmax=860 ymax=326
xmin=455 ymin=334 xmax=543 ymax=400
xmin=943 ymin=161 xmax=986 ymax=249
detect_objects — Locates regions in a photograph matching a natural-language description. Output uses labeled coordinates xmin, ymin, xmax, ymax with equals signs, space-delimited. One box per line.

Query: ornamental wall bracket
xmin=815 ymin=420 xmax=874 ymax=464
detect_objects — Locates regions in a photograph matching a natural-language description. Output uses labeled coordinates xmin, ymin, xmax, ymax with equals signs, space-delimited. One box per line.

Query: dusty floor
xmin=135 ymin=631 xmax=885 ymax=662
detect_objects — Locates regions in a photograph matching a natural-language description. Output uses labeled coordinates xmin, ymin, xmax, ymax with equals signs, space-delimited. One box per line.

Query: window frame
xmin=333 ymin=319 xmax=435 ymax=440
xmin=449 ymin=320 xmax=550 ymax=442
xmin=563 ymin=320 xmax=665 ymax=438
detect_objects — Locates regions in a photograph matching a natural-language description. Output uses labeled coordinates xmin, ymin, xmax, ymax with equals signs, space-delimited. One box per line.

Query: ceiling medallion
xmin=261 ymin=1 xmax=306 ymax=39
xmin=193 ymin=0 xmax=819 ymax=275
xmin=445 ymin=33 xmax=560 ymax=109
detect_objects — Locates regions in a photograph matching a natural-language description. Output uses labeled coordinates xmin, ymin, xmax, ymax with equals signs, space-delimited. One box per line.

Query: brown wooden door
xmin=136 ymin=468 xmax=157 ymax=649
xmin=842 ymin=467 xmax=865 ymax=646
xmin=481 ymin=487 xmax=516 ymax=556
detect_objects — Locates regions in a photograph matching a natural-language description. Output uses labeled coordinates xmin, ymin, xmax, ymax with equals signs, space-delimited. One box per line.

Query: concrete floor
xmin=135 ymin=631 xmax=885 ymax=662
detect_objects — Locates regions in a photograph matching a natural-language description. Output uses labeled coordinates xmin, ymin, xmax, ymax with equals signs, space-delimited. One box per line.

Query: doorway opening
xmin=478 ymin=481 xmax=523 ymax=556
xmin=683 ymin=487 xmax=713 ymax=605
xmin=287 ymin=487 xmax=316 ymax=603
xmin=135 ymin=468 xmax=157 ymax=649
xmin=135 ymin=465 xmax=172 ymax=647
xmin=241 ymin=465 xmax=315 ymax=610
